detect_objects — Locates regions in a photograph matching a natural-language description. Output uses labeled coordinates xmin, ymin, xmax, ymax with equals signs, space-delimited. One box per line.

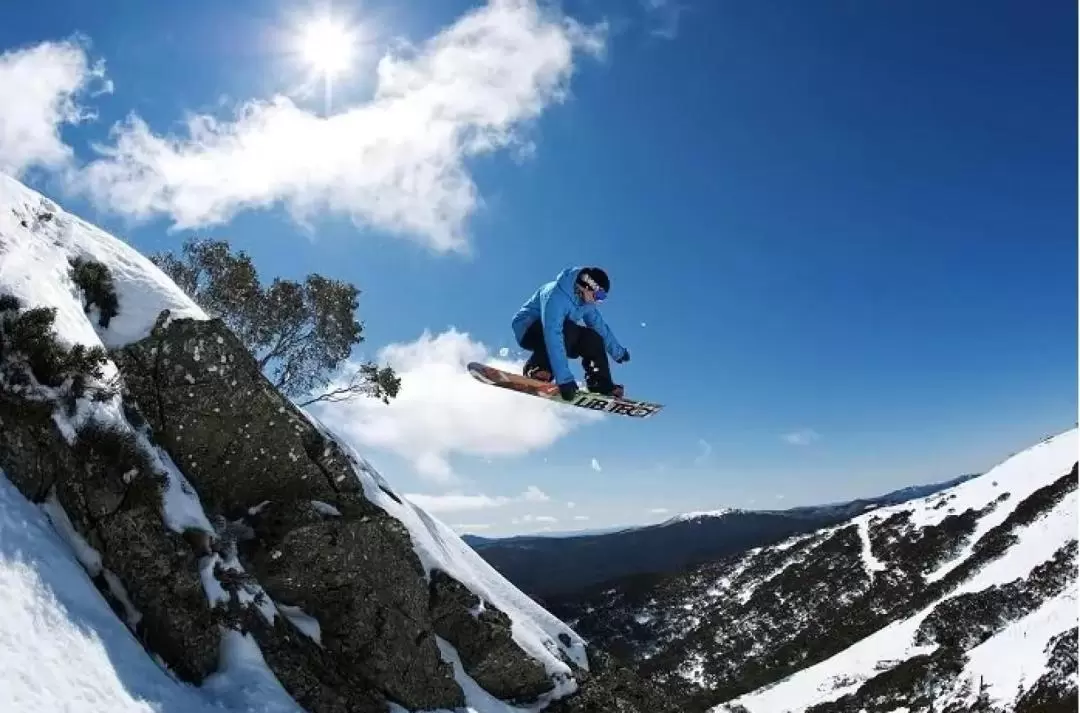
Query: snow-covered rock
xmin=0 ymin=171 xmax=675 ymax=713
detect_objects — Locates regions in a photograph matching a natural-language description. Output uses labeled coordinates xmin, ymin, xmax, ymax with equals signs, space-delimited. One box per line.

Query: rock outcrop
xmin=0 ymin=172 xmax=678 ymax=713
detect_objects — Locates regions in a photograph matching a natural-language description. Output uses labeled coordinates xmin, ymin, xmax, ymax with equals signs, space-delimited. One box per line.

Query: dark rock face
xmin=545 ymin=649 xmax=683 ymax=713
xmin=0 ymin=301 xmax=670 ymax=713
xmin=0 ymin=386 xmax=222 ymax=684
xmin=551 ymin=458 xmax=1078 ymax=713
xmin=428 ymin=568 xmax=553 ymax=702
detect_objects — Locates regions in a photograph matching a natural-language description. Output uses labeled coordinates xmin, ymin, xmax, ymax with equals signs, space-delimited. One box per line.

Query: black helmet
xmin=576 ymin=267 xmax=610 ymax=294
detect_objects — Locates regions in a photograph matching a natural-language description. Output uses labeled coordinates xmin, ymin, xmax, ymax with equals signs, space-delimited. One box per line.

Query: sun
xmin=298 ymin=17 xmax=354 ymax=78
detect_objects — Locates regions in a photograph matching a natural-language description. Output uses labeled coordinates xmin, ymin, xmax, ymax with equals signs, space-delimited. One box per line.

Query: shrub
xmin=69 ymin=257 xmax=120 ymax=328
xmin=0 ymin=293 xmax=111 ymax=391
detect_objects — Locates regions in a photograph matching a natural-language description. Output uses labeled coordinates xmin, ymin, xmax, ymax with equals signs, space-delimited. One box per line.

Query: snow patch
xmin=40 ymin=489 xmax=103 ymax=576
xmin=277 ymin=604 xmax=323 ymax=645
xmin=952 ymin=587 xmax=1077 ymax=707
xmin=858 ymin=516 xmax=886 ymax=579
xmin=0 ymin=470 xmax=271 ymax=712
xmin=310 ymin=500 xmax=342 ymax=517
xmin=200 ymin=629 xmax=307 ymax=713
xmin=662 ymin=508 xmax=735 ymax=525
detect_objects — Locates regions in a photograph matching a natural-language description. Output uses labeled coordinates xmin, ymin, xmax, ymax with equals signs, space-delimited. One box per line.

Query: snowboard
xmin=466 ymin=362 xmax=664 ymax=419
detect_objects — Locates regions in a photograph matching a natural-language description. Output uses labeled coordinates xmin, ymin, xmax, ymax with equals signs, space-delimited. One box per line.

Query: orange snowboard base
xmin=466 ymin=362 xmax=663 ymax=419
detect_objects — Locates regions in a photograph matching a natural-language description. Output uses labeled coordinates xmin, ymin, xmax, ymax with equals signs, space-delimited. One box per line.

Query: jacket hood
xmin=554 ymin=267 xmax=584 ymax=304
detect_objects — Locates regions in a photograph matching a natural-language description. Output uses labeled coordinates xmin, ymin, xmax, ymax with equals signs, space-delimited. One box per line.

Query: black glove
xmin=615 ymin=348 xmax=630 ymax=364
xmin=558 ymin=381 xmax=579 ymax=401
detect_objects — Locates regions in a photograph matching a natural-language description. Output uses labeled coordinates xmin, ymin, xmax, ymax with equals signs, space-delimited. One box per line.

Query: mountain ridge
xmin=463 ymin=473 xmax=978 ymax=599
xmin=547 ymin=429 xmax=1078 ymax=712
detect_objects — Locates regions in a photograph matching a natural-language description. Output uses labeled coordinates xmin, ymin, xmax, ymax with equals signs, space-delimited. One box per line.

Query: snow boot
xmin=524 ymin=363 xmax=553 ymax=382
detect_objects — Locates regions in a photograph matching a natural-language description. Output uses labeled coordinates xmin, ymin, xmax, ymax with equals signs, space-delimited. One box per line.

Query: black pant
xmin=520 ymin=319 xmax=615 ymax=393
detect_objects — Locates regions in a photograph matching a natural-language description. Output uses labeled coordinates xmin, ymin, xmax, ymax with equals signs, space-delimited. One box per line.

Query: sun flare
xmin=298 ymin=17 xmax=354 ymax=77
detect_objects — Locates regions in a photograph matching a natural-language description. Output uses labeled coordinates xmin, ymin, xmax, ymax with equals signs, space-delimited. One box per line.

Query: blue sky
xmin=1 ymin=0 xmax=1075 ymax=535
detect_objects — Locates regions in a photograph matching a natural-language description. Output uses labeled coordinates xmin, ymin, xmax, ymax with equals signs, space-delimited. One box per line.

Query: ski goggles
xmin=579 ymin=273 xmax=607 ymax=302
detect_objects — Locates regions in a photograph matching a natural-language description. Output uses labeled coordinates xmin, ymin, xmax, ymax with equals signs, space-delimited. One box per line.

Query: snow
xmin=954 ymin=587 xmax=1078 ymax=706
xmin=200 ymin=629 xmax=307 ymax=713
xmin=0 ymin=469 xmax=301 ymax=713
xmin=310 ymin=499 xmax=342 ymax=517
xmin=716 ymin=428 xmax=1079 ymax=713
xmin=40 ymin=488 xmax=103 ymax=576
xmin=150 ymin=440 xmax=217 ymax=533
xmin=0 ymin=174 xmax=215 ymax=536
xmin=678 ymin=652 xmax=708 ymax=686
xmin=917 ymin=430 xmax=1076 ymax=582
xmin=858 ymin=516 xmax=886 ymax=578
xmin=0 ymin=172 xmax=206 ymax=352
xmin=276 ymin=604 xmax=323 ymax=645
xmin=662 ymin=508 xmax=735 ymax=524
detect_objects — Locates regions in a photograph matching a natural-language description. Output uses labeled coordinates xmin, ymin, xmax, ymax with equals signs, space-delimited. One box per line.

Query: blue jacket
xmin=512 ymin=267 xmax=628 ymax=386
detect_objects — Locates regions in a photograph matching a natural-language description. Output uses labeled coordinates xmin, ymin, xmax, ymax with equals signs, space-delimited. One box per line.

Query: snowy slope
xmin=716 ymin=430 xmax=1077 ymax=711
xmin=716 ymin=429 xmax=1078 ymax=712
xmin=553 ymin=428 xmax=1077 ymax=712
xmin=0 ymin=173 xmax=208 ymax=351
xmin=0 ymin=469 xmax=305 ymax=713
xmin=0 ymin=171 xmax=590 ymax=711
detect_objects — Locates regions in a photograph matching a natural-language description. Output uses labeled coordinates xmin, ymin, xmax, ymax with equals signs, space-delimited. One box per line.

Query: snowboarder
xmin=511 ymin=266 xmax=630 ymax=401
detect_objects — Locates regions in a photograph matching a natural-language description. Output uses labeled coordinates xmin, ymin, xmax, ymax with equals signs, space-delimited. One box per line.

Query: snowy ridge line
xmin=0 ymin=172 xmax=207 ymax=353
xmin=661 ymin=508 xmax=737 ymax=525
xmin=713 ymin=428 xmax=1079 ymax=713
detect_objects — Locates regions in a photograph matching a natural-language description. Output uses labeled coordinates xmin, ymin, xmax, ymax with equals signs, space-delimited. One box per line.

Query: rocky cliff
xmin=0 ymin=172 xmax=676 ymax=713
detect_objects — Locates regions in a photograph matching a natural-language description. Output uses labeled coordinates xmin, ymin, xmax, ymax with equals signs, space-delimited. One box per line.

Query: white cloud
xmin=531 ymin=515 xmax=558 ymax=524
xmin=521 ymin=485 xmax=550 ymax=502
xmin=783 ymin=428 xmax=821 ymax=446
xmin=566 ymin=501 xmax=576 ymax=509
xmin=641 ymin=0 xmax=684 ymax=40
xmin=451 ymin=523 xmax=491 ymax=531
xmin=405 ymin=484 xmax=549 ymax=512
xmin=590 ymin=458 xmax=602 ymax=472
xmin=405 ymin=493 xmax=504 ymax=512
xmin=312 ymin=328 xmax=600 ymax=481
xmin=0 ymin=39 xmax=110 ymax=177
xmin=573 ymin=515 xmax=589 ymax=521
xmin=694 ymin=438 xmax=712 ymax=464
xmin=70 ymin=1 xmax=606 ymax=252
xmin=648 ymin=507 xmax=668 ymax=514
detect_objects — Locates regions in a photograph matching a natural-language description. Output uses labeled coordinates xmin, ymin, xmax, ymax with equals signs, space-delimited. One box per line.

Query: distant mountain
xmin=462 ymin=524 xmax=631 ymax=548
xmin=547 ymin=429 xmax=1078 ymax=712
xmin=465 ymin=474 xmax=976 ymax=599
